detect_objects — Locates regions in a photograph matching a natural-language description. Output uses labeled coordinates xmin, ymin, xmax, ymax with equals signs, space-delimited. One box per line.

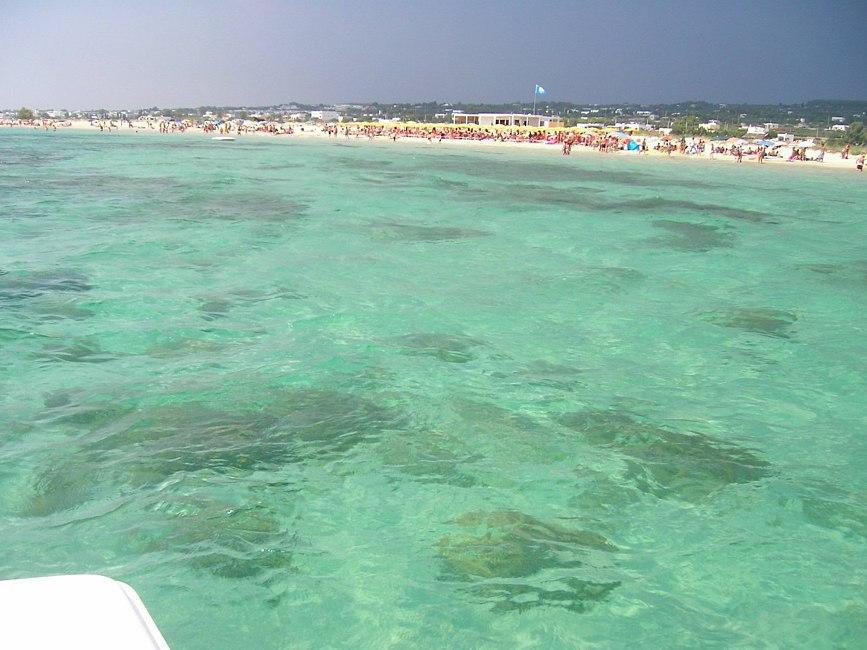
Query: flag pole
xmin=533 ymin=86 xmax=537 ymax=117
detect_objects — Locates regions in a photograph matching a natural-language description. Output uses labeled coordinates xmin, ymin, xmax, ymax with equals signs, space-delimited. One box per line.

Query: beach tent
xmin=610 ymin=131 xmax=630 ymax=139
xmin=756 ymin=139 xmax=775 ymax=147
xmin=626 ymin=140 xmax=640 ymax=151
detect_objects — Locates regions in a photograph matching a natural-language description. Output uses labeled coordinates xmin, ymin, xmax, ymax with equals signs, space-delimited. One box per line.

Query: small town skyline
xmin=6 ymin=99 xmax=865 ymax=136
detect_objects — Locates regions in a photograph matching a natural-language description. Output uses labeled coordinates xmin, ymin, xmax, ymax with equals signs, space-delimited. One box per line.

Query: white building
xmin=614 ymin=121 xmax=645 ymax=131
xmin=310 ymin=110 xmax=340 ymax=121
xmin=830 ymin=124 xmax=849 ymax=131
xmin=452 ymin=112 xmax=560 ymax=127
xmin=745 ymin=125 xmax=768 ymax=136
xmin=699 ymin=120 xmax=720 ymax=131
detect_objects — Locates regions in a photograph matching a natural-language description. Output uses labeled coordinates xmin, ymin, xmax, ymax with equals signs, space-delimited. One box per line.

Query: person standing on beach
xmin=757 ymin=147 xmax=765 ymax=164
xmin=857 ymin=153 xmax=865 ymax=172
xmin=842 ymin=144 xmax=850 ymax=159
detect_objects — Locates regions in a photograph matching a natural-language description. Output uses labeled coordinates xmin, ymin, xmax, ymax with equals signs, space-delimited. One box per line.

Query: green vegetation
xmin=670 ymin=115 xmax=746 ymax=138
xmin=17 ymin=107 xmax=34 ymax=121
xmin=844 ymin=121 xmax=864 ymax=145
xmin=824 ymin=121 xmax=865 ymax=148
xmin=671 ymin=115 xmax=703 ymax=135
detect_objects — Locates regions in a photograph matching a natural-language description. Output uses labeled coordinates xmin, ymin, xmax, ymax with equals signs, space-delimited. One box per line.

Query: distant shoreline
xmin=3 ymin=120 xmax=864 ymax=175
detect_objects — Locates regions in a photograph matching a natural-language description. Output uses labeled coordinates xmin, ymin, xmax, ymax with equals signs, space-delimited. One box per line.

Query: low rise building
xmin=310 ymin=110 xmax=340 ymax=121
xmin=452 ymin=112 xmax=560 ymax=127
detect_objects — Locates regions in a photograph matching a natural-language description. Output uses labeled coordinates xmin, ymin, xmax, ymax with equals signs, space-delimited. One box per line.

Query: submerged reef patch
xmin=196 ymin=287 xmax=303 ymax=321
xmin=0 ymin=269 xmax=93 ymax=302
xmin=390 ymin=333 xmax=485 ymax=363
xmin=704 ymin=307 xmax=797 ymax=339
xmin=559 ymin=410 xmax=770 ymax=501
xmin=367 ymin=221 xmax=490 ymax=242
xmin=21 ymin=388 xmax=407 ymax=515
xmin=138 ymin=498 xmax=296 ymax=580
xmin=603 ymin=197 xmax=771 ymax=223
xmin=650 ymin=220 xmax=734 ymax=252
xmin=437 ymin=510 xmax=620 ymax=612
xmin=32 ymin=338 xmax=117 ymax=364
xmin=491 ymin=359 xmax=584 ymax=392
xmin=378 ymin=432 xmax=479 ymax=487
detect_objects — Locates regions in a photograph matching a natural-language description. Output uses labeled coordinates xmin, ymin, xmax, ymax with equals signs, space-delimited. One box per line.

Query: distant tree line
xmin=670 ymin=116 xmax=746 ymax=138
xmin=837 ymin=122 xmax=865 ymax=145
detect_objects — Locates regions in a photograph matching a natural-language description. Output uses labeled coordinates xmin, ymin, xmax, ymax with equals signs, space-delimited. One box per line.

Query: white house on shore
xmin=310 ymin=110 xmax=340 ymax=122
xmin=452 ymin=112 xmax=562 ymax=127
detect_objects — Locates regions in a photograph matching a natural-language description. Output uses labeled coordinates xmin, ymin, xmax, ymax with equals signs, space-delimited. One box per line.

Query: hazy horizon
xmin=2 ymin=0 xmax=866 ymax=109
xmin=5 ymin=97 xmax=867 ymax=113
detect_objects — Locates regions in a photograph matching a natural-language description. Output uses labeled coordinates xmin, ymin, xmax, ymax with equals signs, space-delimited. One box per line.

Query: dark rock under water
xmin=367 ymin=221 xmax=490 ymax=242
xmin=32 ymin=339 xmax=117 ymax=364
xmin=603 ymin=197 xmax=772 ymax=223
xmin=390 ymin=333 xmax=485 ymax=363
xmin=134 ymin=497 xmax=296 ymax=580
xmin=378 ymin=433 xmax=479 ymax=487
xmin=704 ymin=307 xmax=797 ymax=339
xmin=22 ymin=388 xmax=408 ymax=516
xmin=437 ymin=510 xmax=620 ymax=612
xmin=559 ymin=410 xmax=771 ymax=501
xmin=650 ymin=219 xmax=734 ymax=252
xmin=0 ymin=270 xmax=93 ymax=302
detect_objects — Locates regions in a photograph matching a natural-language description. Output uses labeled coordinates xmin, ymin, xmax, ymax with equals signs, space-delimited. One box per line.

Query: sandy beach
xmin=3 ymin=118 xmax=864 ymax=174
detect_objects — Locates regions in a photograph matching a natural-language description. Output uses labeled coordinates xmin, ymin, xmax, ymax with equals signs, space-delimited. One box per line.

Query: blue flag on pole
xmin=534 ymin=85 xmax=546 ymax=95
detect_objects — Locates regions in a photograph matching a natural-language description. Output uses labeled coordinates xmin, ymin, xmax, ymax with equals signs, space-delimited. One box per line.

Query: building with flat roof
xmin=310 ymin=110 xmax=340 ymax=121
xmin=452 ymin=112 xmax=562 ymax=128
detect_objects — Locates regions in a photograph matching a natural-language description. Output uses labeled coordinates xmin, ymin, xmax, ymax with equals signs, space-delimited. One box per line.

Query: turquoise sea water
xmin=1 ymin=129 xmax=865 ymax=648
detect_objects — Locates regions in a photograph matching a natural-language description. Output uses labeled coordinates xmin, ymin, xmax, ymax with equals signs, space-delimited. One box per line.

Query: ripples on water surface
xmin=1 ymin=130 xmax=866 ymax=648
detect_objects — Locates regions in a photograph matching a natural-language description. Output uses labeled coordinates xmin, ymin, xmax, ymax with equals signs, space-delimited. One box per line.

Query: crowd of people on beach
xmin=3 ymin=116 xmax=863 ymax=171
xmin=316 ymin=124 xmax=860 ymax=168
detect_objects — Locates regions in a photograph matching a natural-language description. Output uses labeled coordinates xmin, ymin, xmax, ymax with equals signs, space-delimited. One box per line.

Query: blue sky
xmin=2 ymin=0 xmax=865 ymax=108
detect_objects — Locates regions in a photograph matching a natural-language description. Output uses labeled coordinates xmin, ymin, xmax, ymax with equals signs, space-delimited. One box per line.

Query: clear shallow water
xmin=1 ymin=129 xmax=865 ymax=648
